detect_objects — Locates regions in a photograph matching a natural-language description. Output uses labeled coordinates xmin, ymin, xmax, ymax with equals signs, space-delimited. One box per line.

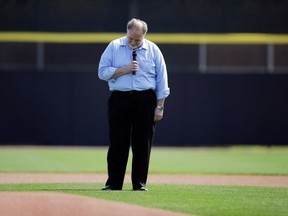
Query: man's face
xmin=127 ymin=29 xmax=144 ymax=49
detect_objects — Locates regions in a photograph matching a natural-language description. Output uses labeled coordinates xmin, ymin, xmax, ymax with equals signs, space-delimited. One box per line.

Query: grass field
xmin=0 ymin=146 xmax=288 ymax=174
xmin=1 ymin=183 xmax=287 ymax=216
xmin=0 ymin=145 xmax=288 ymax=216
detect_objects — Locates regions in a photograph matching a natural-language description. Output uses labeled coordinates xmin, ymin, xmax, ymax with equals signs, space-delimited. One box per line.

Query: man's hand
xmin=128 ymin=61 xmax=139 ymax=73
xmin=111 ymin=61 xmax=139 ymax=79
xmin=154 ymin=108 xmax=163 ymax=122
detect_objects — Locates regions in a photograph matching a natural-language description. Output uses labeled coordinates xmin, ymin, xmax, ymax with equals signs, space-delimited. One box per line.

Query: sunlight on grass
xmin=0 ymin=183 xmax=287 ymax=216
xmin=0 ymin=145 xmax=287 ymax=175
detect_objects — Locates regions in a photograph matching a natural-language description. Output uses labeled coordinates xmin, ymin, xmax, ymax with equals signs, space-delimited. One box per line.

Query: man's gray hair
xmin=127 ymin=18 xmax=148 ymax=35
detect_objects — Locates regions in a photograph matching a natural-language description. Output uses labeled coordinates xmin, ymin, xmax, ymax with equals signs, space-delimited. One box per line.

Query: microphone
xmin=132 ymin=50 xmax=137 ymax=75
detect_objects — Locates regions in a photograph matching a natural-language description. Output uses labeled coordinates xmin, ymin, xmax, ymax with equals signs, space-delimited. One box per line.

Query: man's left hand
xmin=154 ymin=108 xmax=163 ymax=122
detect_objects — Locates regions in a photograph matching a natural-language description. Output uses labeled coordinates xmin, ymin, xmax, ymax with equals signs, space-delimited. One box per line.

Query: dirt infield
xmin=0 ymin=192 xmax=192 ymax=216
xmin=1 ymin=173 xmax=288 ymax=216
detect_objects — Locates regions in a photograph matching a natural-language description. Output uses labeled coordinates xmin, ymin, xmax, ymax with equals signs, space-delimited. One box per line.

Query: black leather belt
xmin=112 ymin=89 xmax=154 ymax=95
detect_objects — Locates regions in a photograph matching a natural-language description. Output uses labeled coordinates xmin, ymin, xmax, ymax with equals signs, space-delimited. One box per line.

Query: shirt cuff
xmin=101 ymin=67 xmax=117 ymax=81
xmin=156 ymin=88 xmax=170 ymax=100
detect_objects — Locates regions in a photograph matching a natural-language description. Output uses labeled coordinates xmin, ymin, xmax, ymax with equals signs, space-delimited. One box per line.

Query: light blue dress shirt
xmin=98 ymin=36 xmax=170 ymax=100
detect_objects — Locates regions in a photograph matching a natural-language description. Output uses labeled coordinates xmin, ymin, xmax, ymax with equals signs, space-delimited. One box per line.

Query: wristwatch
xmin=156 ymin=105 xmax=164 ymax=111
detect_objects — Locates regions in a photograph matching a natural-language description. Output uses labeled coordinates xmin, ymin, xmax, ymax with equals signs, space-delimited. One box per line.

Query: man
xmin=98 ymin=18 xmax=170 ymax=191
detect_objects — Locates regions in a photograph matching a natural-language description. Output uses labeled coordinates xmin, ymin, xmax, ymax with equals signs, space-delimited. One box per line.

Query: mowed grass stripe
xmin=0 ymin=183 xmax=287 ymax=216
xmin=0 ymin=146 xmax=287 ymax=175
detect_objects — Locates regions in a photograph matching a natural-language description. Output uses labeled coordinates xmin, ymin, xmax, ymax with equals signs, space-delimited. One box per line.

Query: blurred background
xmin=0 ymin=0 xmax=287 ymax=146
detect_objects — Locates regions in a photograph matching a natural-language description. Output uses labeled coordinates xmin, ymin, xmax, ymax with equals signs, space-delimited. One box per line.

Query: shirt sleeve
xmin=98 ymin=42 xmax=117 ymax=81
xmin=154 ymin=46 xmax=170 ymax=100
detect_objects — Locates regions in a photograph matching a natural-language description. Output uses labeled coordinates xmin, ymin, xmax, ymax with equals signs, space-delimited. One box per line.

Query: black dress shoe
xmin=102 ymin=185 xmax=113 ymax=190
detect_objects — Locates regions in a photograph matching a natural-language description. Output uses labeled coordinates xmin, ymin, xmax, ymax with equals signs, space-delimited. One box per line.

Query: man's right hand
xmin=128 ymin=61 xmax=139 ymax=73
xmin=111 ymin=61 xmax=139 ymax=79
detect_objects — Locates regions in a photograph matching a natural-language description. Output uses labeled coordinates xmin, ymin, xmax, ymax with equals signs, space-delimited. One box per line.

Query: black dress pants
xmin=105 ymin=89 xmax=156 ymax=190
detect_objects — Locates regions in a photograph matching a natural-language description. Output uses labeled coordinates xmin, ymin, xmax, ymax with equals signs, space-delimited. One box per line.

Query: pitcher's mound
xmin=0 ymin=192 xmax=190 ymax=216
